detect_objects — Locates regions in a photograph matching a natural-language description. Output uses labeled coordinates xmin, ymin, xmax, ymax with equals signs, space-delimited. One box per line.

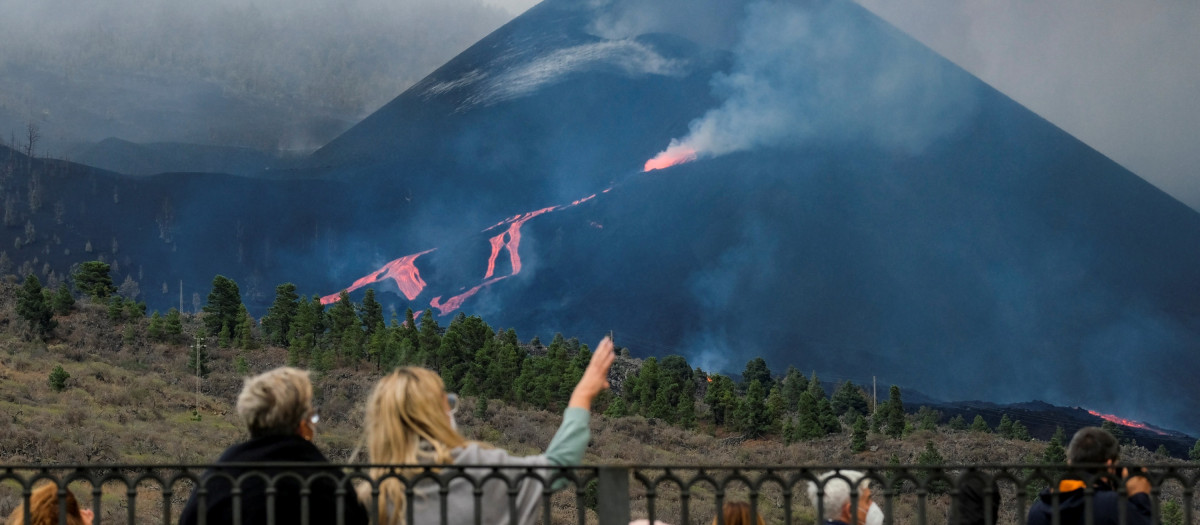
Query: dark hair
xmin=1067 ymin=426 xmax=1119 ymax=465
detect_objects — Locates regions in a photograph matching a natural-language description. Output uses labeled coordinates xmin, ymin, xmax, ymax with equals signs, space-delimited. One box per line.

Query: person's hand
xmin=568 ymin=336 xmax=615 ymax=410
xmin=81 ymin=507 xmax=95 ymax=525
xmin=1123 ymin=468 xmax=1151 ymax=496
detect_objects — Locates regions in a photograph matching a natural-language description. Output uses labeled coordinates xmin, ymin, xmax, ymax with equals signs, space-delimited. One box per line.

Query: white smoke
xmin=655 ymin=0 xmax=978 ymax=163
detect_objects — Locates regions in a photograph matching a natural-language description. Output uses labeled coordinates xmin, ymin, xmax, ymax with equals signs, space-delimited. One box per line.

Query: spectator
xmin=807 ymin=470 xmax=883 ymax=525
xmin=1026 ymin=426 xmax=1152 ymax=525
xmin=949 ymin=471 xmax=1000 ymax=525
xmin=179 ymin=367 xmax=367 ymax=525
xmin=355 ymin=336 xmax=615 ymax=525
xmin=713 ymin=501 xmax=765 ymax=525
xmin=6 ymin=483 xmax=93 ymax=525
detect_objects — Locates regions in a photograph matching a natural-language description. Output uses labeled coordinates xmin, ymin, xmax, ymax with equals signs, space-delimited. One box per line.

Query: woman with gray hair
xmin=179 ymin=366 xmax=367 ymax=525
xmin=806 ymin=470 xmax=884 ymax=525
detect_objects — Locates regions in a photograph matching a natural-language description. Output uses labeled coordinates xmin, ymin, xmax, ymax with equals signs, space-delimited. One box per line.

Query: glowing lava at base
xmin=643 ymin=144 xmax=697 ymax=172
xmin=1086 ymin=410 xmax=1166 ymax=435
xmin=321 ymin=249 xmax=434 ymax=304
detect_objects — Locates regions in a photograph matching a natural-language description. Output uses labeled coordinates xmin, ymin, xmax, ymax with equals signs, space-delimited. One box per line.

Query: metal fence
xmin=1 ymin=463 xmax=1196 ymax=525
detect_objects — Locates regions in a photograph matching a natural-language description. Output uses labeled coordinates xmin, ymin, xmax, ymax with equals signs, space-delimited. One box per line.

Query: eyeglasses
xmin=446 ymin=393 xmax=459 ymax=414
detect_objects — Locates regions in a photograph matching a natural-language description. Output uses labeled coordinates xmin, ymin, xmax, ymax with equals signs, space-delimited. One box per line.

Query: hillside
xmin=0 ymin=279 xmax=1195 ymax=523
xmin=0 ymin=0 xmax=1196 ymax=438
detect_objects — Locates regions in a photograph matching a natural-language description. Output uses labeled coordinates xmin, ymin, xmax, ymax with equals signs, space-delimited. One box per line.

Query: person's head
xmin=712 ymin=501 xmax=765 ymax=525
xmin=7 ymin=483 xmax=93 ymax=525
xmin=807 ymin=470 xmax=881 ymax=525
xmin=359 ymin=367 xmax=467 ymax=525
xmin=236 ymin=367 xmax=315 ymax=440
xmin=1067 ymin=427 xmax=1120 ymax=466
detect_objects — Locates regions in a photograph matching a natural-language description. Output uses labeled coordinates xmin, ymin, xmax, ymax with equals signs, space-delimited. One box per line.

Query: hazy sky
xmin=496 ymin=0 xmax=1200 ymax=211
xmin=852 ymin=0 xmax=1200 ymax=211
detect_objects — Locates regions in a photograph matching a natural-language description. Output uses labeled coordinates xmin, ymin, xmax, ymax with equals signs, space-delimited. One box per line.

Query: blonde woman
xmin=357 ymin=335 xmax=615 ymax=525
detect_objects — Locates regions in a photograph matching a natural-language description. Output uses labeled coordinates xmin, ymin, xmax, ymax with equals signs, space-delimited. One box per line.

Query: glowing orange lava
xmin=430 ymin=277 xmax=508 ymax=316
xmin=320 ymin=249 xmax=434 ymax=304
xmin=1086 ymin=410 xmax=1166 ymax=435
xmin=643 ymin=145 xmax=697 ymax=172
xmin=327 ymin=181 xmax=609 ymax=316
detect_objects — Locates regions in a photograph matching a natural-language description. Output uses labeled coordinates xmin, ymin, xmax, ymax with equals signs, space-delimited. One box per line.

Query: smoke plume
xmin=646 ymin=0 xmax=978 ymax=167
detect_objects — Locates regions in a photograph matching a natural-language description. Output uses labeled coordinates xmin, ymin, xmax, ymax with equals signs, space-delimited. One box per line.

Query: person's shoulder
xmin=453 ymin=443 xmax=549 ymax=466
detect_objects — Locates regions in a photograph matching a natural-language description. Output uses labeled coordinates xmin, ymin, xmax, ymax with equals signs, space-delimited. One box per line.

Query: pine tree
xmin=327 ymin=290 xmax=359 ymax=348
xmin=885 ymin=385 xmax=905 ymax=438
xmin=705 ymin=375 xmax=736 ymax=426
xmin=738 ymin=380 xmax=770 ymax=437
xmin=236 ymin=304 xmax=256 ymax=349
xmin=262 ymin=282 xmax=299 ymax=346
xmin=604 ymin=396 xmax=628 ymax=418
xmin=997 ymin=414 xmax=1015 ymax=438
xmin=147 ymin=311 xmax=165 ymax=341
xmin=1042 ymin=426 xmax=1067 ymax=464
xmin=71 ymin=260 xmax=116 ymax=299
xmin=831 ymin=381 xmax=869 ymax=418
xmin=367 ymin=323 xmax=390 ymax=370
xmin=916 ymin=406 xmax=940 ymax=431
xmin=916 ymin=441 xmax=949 ymax=494
xmin=851 ymin=413 xmax=869 ymax=453
xmin=51 ymin=283 xmax=74 ymax=315
xmin=16 ymin=273 xmax=55 ymax=336
xmin=970 ymin=415 xmax=990 ymax=433
xmin=1011 ymin=420 xmax=1032 ymax=441
xmin=417 ymin=310 xmax=441 ymax=367
xmin=1189 ymin=439 xmax=1200 ymax=461
xmin=780 ymin=366 xmax=808 ymax=412
xmin=48 ymin=365 xmax=70 ymax=392
xmin=870 ymin=401 xmax=888 ymax=434
xmin=742 ymin=357 xmax=773 ymax=392
xmin=794 ymin=391 xmax=824 ymax=440
xmin=165 ymin=308 xmax=183 ymax=339
xmin=359 ymin=288 xmax=384 ymax=336
xmin=203 ymin=275 xmax=243 ymax=337
xmin=633 ymin=357 xmax=660 ymax=415
xmin=947 ymin=414 xmax=967 ymax=431
xmin=765 ymin=385 xmax=787 ymax=433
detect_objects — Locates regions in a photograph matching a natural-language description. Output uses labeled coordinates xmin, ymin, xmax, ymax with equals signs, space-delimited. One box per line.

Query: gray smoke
xmin=646 ymin=0 xmax=978 ymax=166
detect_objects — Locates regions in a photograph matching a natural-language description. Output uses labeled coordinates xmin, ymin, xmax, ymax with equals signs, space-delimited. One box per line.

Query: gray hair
xmin=236 ymin=367 xmax=313 ymax=437
xmin=807 ymin=470 xmax=869 ymax=521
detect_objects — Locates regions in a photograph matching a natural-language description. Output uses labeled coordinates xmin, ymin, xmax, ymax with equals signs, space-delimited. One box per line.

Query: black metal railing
xmin=2 ymin=463 xmax=1196 ymax=525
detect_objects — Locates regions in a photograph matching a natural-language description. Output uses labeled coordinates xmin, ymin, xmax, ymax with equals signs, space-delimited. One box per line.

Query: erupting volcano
xmin=643 ymin=144 xmax=697 ymax=172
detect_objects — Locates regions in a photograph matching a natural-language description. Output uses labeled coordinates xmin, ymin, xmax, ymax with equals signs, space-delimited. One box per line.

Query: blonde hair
xmin=357 ymin=367 xmax=468 ymax=525
xmin=7 ymin=483 xmax=87 ymax=525
xmin=236 ymin=367 xmax=313 ymax=438
xmin=712 ymin=501 xmax=765 ymax=525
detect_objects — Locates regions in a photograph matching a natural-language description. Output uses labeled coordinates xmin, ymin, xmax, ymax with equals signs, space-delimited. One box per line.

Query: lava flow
xmin=321 ymin=249 xmax=434 ymax=304
xmin=328 ymin=187 xmax=607 ymax=315
xmin=1086 ymin=410 xmax=1166 ymax=435
xmin=643 ymin=144 xmax=697 ymax=172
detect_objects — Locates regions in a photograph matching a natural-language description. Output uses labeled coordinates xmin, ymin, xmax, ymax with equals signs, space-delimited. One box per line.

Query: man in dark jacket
xmin=1026 ymin=427 xmax=1152 ymax=525
xmin=179 ymin=367 xmax=367 ymax=525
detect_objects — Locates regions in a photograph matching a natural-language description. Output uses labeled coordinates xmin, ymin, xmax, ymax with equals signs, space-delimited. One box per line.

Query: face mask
xmin=865 ymin=502 xmax=884 ymax=525
xmin=448 ymin=411 xmax=458 ymax=432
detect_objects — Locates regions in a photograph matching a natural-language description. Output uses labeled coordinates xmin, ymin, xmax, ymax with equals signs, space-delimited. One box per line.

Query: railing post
xmin=597 ymin=467 xmax=630 ymax=525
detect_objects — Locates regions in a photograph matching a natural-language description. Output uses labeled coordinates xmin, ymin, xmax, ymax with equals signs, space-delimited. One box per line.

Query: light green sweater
xmin=403 ymin=407 xmax=591 ymax=525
